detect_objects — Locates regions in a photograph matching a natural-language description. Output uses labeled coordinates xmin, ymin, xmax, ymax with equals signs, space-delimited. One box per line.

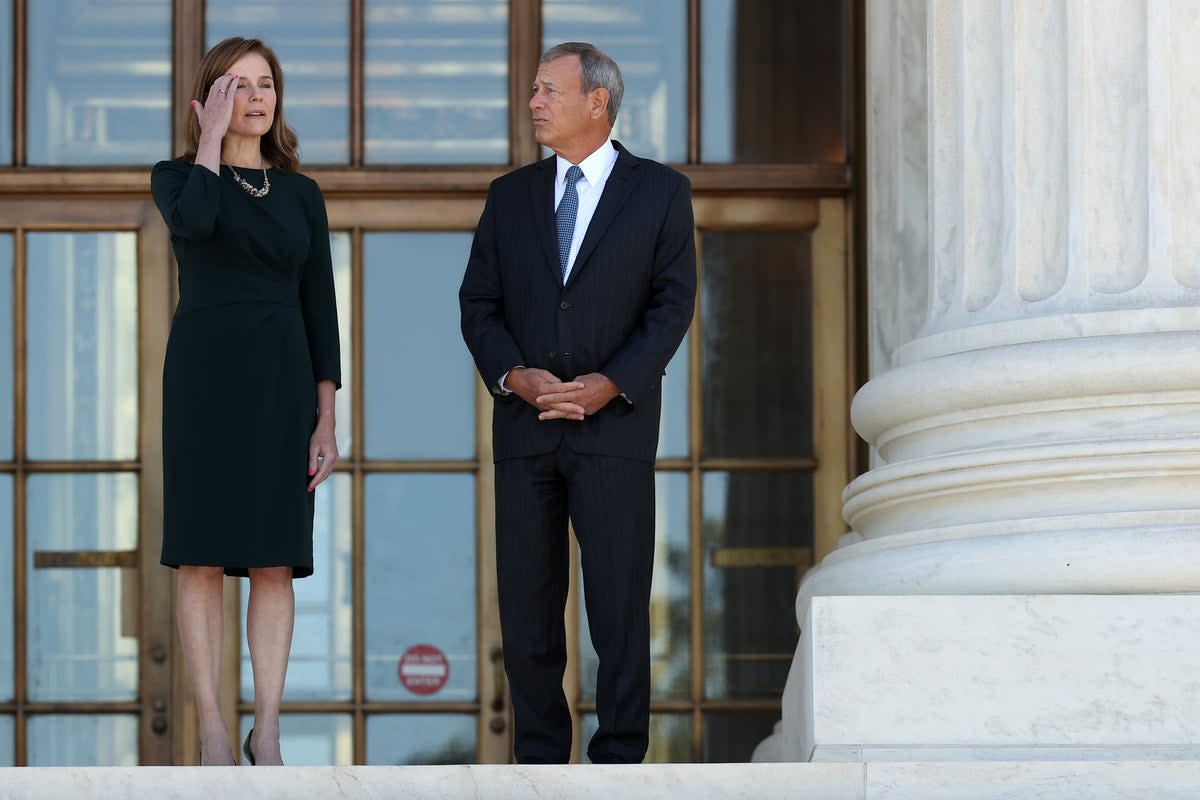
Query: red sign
xmin=398 ymin=644 xmax=449 ymax=695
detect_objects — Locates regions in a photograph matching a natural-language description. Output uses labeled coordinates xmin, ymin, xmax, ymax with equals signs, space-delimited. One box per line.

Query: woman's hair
xmin=180 ymin=37 xmax=300 ymax=173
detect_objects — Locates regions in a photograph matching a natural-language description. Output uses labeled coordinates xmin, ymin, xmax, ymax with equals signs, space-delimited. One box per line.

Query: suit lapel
xmin=565 ymin=143 xmax=641 ymax=289
xmin=530 ymin=154 xmax=562 ymax=284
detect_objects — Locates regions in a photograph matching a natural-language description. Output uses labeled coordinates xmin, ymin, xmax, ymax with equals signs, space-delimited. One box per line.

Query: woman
xmin=150 ymin=37 xmax=340 ymax=766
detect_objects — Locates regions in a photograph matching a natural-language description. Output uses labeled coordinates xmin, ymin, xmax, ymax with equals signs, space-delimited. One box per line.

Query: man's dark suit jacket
xmin=460 ymin=141 xmax=697 ymax=463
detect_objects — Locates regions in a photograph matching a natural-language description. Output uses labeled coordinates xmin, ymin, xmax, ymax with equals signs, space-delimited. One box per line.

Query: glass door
xmin=0 ymin=198 xmax=174 ymax=764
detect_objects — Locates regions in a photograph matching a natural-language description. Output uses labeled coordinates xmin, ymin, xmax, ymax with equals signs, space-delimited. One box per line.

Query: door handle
xmin=489 ymin=645 xmax=506 ymax=713
xmin=33 ymin=549 xmax=140 ymax=637
xmin=33 ymin=549 xmax=137 ymax=568
xmin=708 ymin=546 xmax=810 ymax=568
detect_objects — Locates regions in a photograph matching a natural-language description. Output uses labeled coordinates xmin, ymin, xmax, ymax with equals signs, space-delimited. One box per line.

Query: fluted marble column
xmin=776 ymin=0 xmax=1200 ymax=762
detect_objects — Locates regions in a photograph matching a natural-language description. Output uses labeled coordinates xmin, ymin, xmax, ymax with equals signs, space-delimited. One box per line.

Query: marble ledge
xmin=2 ymin=762 xmax=1200 ymax=800
xmin=0 ymin=764 xmax=858 ymax=800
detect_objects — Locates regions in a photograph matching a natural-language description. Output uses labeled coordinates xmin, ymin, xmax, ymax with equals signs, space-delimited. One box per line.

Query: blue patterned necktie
xmin=556 ymin=164 xmax=584 ymax=282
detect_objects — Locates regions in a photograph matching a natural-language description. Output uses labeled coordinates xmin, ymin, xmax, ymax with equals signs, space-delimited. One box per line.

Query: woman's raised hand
xmin=191 ymin=73 xmax=239 ymax=142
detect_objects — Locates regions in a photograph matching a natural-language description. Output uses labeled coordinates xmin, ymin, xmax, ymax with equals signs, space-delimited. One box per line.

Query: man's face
xmin=529 ymin=55 xmax=598 ymax=154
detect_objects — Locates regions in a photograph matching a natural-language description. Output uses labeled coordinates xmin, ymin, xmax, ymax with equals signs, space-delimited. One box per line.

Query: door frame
xmin=0 ymin=197 xmax=174 ymax=764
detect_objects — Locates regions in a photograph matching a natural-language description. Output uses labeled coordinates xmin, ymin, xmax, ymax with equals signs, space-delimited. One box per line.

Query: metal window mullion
xmin=474 ymin=354 xmax=504 ymax=762
xmin=350 ymin=227 xmax=365 ymax=763
xmin=350 ymin=0 xmax=363 ymax=166
xmin=12 ymin=228 xmax=25 ymax=765
xmin=173 ymin=0 xmax=205 ymax=157
xmin=688 ymin=0 xmax=701 ymax=164
xmin=13 ymin=0 xmax=25 ymax=166
xmin=688 ymin=229 xmax=704 ymax=761
xmin=509 ymin=0 xmax=541 ymax=167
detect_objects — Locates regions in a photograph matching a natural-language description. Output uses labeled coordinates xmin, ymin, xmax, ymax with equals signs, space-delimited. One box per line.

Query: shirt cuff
xmin=497 ymin=367 xmax=524 ymax=396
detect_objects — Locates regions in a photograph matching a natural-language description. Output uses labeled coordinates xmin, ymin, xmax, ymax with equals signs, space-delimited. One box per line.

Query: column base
xmin=782 ymin=594 xmax=1200 ymax=763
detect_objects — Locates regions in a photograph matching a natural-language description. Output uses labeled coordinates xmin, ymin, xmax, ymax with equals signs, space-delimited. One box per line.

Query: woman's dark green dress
xmin=150 ymin=159 xmax=341 ymax=578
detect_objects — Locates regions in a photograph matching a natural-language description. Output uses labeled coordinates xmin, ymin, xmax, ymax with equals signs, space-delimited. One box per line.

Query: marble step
xmin=0 ymin=761 xmax=1198 ymax=800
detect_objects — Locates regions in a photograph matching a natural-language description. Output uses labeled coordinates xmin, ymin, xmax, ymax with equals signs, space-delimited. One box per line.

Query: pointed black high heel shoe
xmin=242 ymin=728 xmax=256 ymax=766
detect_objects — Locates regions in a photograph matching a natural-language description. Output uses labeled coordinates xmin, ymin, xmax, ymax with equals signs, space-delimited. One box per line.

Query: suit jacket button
xmin=560 ymin=301 xmax=571 ymax=310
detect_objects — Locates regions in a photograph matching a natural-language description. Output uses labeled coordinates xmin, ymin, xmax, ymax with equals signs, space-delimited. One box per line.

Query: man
xmin=459 ymin=42 xmax=696 ymax=764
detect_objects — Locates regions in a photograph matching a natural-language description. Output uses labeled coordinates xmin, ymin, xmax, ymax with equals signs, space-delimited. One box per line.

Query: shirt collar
xmin=556 ymin=140 xmax=617 ymax=188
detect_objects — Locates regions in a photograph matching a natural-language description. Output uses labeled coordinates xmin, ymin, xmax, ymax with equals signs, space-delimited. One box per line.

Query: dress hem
xmin=160 ymin=559 xmax=314 ymax=580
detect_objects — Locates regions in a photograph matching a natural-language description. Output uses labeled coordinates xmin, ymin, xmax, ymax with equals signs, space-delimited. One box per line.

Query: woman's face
xmin=223 ymin=52 xmax=277 ymax=139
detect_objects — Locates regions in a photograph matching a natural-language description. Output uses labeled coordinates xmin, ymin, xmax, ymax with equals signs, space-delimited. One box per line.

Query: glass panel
xmin=27 ymin=474 xmax=139 ymax=702
xmin=366 ymin=714 xmax=475 ymax=765
xmin=0 ymin=478 xmax=11 ymax=701
xmin=332 ymin=233 xmax=353 ymax=456
xmin=703 ymin=711 xmax=779 ymax=762
xmin=0 ymin=234 xmax=11 ymax=459
xmin=26 ymin=233 xmax=138 ymax=461
xmin=701 ymin=0 xmax=847 ymax=163
xmin=241 ymin=474 xmax=351 ymax=701
xmin=0 ymin=717 xmax=12 ymax=766
xmin=364 ymin=234 xmax=475 ymax=459
xmin=543 ymin=1 xmax=687 ymax=163
xmin=365 ymin=475 xmax=475 ymax=701
xmin=702 ymin=230 xmax=812 ymax=459
xmin=703 ymin=471 xmax=810 ymax=700
xmin=581 ymin=713 xmax=690 ymax=763
xmin=206 ymin=1 xmax=350 ymax=164
xmin=580 ymin=473 xmax=688 ymax=701
xmin=27 ymin=715 xmax=138 ymax=766
xmin=365 ymin=0 xmax=508 ymax=164
xmin=657 ymin=332 xmax=688 ymax=459
xmin=0 ymin=0 xmax=10 ymax=164
xmin=239 ymin=714 xmax=352 ymax=765
xmin=27 ymin=0 xmax=170 ymax=165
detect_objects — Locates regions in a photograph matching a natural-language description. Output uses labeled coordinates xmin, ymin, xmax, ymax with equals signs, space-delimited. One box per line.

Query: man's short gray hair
xmin=540 ymin=42 xmax=623 ymax=127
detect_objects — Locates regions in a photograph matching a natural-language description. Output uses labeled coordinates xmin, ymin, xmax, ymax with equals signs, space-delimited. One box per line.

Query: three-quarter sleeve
xmin=299 ymin=178 xmax=342 ymax=389
xmin=150 ymin=160 xmax=223 ymax=239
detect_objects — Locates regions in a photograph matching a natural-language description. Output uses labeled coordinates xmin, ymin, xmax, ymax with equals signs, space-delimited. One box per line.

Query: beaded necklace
xmin=227 ymin=164 xmax=270 ymax=198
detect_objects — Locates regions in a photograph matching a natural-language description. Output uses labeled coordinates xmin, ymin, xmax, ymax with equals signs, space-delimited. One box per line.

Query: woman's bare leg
xmin=176 ymin=566 xmax=234 ymax=766
xmin=245 ymin=566 xmax=295 ymax=765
